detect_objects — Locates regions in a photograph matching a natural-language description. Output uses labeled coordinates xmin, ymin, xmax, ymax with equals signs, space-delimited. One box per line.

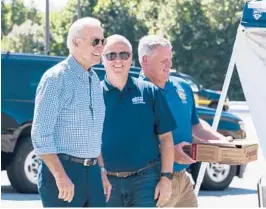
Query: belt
xmin=58 ymin=154 xmax=97 ymax=166
xmin=107 ymin=160 xmax=158 ymax=178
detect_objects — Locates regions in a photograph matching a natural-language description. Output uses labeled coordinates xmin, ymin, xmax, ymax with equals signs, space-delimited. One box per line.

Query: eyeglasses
xmin=104 ymin=51 xmax=132 ymax=61
xmin=91 ymin=38 xmax=106 ymax=47
xmin=75 ymin=36 xmax=106 ymax=47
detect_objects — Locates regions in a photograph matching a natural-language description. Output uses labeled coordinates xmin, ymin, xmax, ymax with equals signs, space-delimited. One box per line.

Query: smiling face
xmin=74 ymin=25 xmax=104 ymax=67
xmin=142 ymin=46 xmax=173 ymax=86
xmin=102 ymin=41 xmax=132 ymax=77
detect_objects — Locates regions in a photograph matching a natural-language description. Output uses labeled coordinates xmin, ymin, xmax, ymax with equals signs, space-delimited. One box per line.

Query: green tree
xmin=93 ymin=0 xmax=148 ymax=63
xmin=137 ymin=0 xmax=245 ymax=100
xmin=49 ymin=0 xmax=96 ymax=56
xmin=1 ymin=0 xmax=246 ymax=100
xmin=1 ymin=0 xmax=43 ymax=52
xmin=1 ymin=0 xmax=41 ymax=35
xmin=2 ymin=20 xmax=44 ymax=53
xmin=1 ymin=1 xmax=11 ymax=37
xmin=49 ymin=0 xmax=147 ymax=63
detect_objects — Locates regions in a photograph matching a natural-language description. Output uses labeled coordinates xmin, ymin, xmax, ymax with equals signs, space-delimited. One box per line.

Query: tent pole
xmin=194 ymin=33 xmax=240 ymax=196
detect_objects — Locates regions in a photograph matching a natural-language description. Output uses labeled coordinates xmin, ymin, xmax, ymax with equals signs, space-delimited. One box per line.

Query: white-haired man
xmin=31 ymin=17 xmax=111 ymax=207
xmin=101 ymin=34 xmax=176 ymax=207
xmin=138 ymin=35 xmax=233 ymax=207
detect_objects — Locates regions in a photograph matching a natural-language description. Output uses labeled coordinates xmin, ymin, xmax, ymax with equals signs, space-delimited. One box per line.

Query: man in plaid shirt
xmin=31 ymin=17 xmax=111 ymax=207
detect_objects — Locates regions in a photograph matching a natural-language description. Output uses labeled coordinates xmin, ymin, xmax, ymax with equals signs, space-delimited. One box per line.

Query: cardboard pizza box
xmin=182 ymin=139 xmax=258 ymax=165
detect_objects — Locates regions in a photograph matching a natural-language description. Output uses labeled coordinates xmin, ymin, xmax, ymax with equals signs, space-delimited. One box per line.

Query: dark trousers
xmin=106 ymin=163 xmax=161 ymax=207
xmin=38 ymin=155 xmax=106 ymax=207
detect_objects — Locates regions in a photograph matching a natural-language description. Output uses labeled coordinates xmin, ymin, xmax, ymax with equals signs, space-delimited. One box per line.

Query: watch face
xmin=161 ymin=172 xmax=173 ymax=180
xmin=100 ymin=167 xmax=106 ymax=173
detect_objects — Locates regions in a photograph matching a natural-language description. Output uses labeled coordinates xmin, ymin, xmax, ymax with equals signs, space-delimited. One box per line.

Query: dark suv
xmin=2 ymin=53 xmax=246 ymax=193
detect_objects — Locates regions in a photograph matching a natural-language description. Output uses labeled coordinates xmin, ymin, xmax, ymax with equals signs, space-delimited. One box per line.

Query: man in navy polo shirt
xmin=100 ymin=34 xmax=176 ymax=207
xmin=138 ymin=35 xmax=233 ymax=207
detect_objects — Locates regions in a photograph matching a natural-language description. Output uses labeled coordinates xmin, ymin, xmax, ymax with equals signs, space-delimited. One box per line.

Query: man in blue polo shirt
xmin=100 ymin=34 xmax=177 ymax=207
xmin=138 ymin=35 xmax=233 ymax=207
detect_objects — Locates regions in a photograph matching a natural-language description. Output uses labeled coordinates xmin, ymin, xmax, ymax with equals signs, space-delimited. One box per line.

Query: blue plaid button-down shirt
xmin=31 ymin=55 xmax=105 ymax=158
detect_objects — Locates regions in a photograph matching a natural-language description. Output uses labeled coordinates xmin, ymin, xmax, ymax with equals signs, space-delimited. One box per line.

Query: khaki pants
xmin=163 ymin=170 xmax=198 ymax=207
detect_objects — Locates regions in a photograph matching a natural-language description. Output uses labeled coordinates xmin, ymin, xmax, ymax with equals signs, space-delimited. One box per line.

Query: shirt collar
xmin=139 ymin=70 xmax=148 ymax=81
xmin=103 ymin=75 xmax=135 ymax=91
xmin=102 ymin=75 xmax=114 ymax=91
xmin=139 ymin=70 xmax=171 ymax=90
xmin=66 ymin=55 xmax=93 ymax=79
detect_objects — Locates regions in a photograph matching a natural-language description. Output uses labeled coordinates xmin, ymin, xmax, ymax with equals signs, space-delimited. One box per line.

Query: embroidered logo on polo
xmin=253 ymin=9 xmax=262 ymax=20
xmin=132 ymin=96 xmax=146 ymax=104
xmin=177 ymin=89 xmax=187 ymax=104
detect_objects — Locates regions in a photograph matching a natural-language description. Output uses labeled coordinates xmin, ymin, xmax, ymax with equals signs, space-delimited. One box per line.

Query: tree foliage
xmin=2 ymin=20 xmax=44 ymax=53
xmin=136 ymin=0 xmax=245 ymax=99
xmin=1 ymin=0 xmax=41 ymax=36
xmin=1 ymin=0 xmax=247 ymax=100
xmin=92 ymin=0 xmax=148 ymax=64
xmin=49 ymin=0 xmax=96 ymax=56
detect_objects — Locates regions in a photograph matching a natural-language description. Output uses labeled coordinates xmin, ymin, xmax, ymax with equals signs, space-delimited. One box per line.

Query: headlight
xmin=222 ymin=97 xmax=230 ymax=111
xmin=239 ymin=121 xmax=245 ymax=131
xmin=225 ymin=97 xmax=230 ymax=104
xmin=238 ymin=121 xmax=247 ymax=138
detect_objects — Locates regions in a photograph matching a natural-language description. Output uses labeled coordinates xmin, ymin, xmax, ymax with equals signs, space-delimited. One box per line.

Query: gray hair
xmin=138 ymin=35 xmax=172 ymax=65
xmin=67 ymin=17 xmax=102 ymax=52
xmin=104 ymin=34 xmax=132 ymax=52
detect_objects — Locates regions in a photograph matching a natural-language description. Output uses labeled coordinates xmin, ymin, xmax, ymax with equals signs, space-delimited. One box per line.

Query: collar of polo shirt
xmin=103 ymin=75 xmax=135 ymax=91
xmin=139 ymin=70 xmax=171 ymax=90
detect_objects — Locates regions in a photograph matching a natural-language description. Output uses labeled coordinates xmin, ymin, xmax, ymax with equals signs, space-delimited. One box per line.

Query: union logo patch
xmin=177 ymin=89 xmax=187 ymax=103
xmin=132 ymin=96 xmax=145 ymax=104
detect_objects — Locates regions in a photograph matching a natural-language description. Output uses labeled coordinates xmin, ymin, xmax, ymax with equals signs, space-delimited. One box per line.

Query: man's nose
xmin=114 ymin=58 xmax=122 ymax=62
xmin=114 ymin=55 xmax=123 ymax=62
xmin=165 ymin=60 xmax=172 ymax=68
xmin=96 ymin=45 xmax=104 ymax=52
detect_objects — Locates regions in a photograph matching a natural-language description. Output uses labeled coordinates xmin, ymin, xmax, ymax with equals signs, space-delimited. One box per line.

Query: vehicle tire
xmin=1 ymin=151 xmax=13 ymax=171
xmin=208 ymin=102 xmax=218 ymax=109
xmin=208 ymin=102 xmax=228 ymax=111
xmin=6 ymin=136 xmax=39 ymax=193
xmin=191 ymin=162 xmax=237 ymax=191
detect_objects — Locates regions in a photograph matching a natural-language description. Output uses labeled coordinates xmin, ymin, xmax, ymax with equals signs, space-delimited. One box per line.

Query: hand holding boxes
xmin=183 ymin=139 xmax=258 ymax=165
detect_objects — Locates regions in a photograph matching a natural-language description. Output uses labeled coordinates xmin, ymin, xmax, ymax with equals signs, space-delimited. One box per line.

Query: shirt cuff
xmin=157 ymin=122 xmax=177 ymax=135
xmin=34 ymin=147 xmax=58 ymax=156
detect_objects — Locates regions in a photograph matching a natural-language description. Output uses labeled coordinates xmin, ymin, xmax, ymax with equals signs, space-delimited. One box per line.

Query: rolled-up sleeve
xmin=31 ymin=73 xmax=61 ymax=155
xmin=154 ymin=88 xmax=177 ymax=135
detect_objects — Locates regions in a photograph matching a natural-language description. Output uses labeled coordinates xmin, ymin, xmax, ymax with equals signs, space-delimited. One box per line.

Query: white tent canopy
xmin=195 ymin=0 xmax=266 ymax=196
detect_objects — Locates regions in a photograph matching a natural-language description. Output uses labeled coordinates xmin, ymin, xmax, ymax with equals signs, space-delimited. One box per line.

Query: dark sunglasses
xmin=91 ymin=38 xmax=106 ymax=47
xmin=104 ymin=51 xmax=132 ymax=61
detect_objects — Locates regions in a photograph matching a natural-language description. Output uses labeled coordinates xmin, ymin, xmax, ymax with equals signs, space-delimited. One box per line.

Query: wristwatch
xmin=100 ymin=167 xmax=107 ymax=174
xmin=161 ymin=172 xmax=173 ymax=180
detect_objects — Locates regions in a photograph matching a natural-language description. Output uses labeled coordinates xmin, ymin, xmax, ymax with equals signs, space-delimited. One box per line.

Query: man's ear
xmin=142 ymin=55 xmax=148 ymax=64
xmin=72 ymin=38 xmax=79 ymax=48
